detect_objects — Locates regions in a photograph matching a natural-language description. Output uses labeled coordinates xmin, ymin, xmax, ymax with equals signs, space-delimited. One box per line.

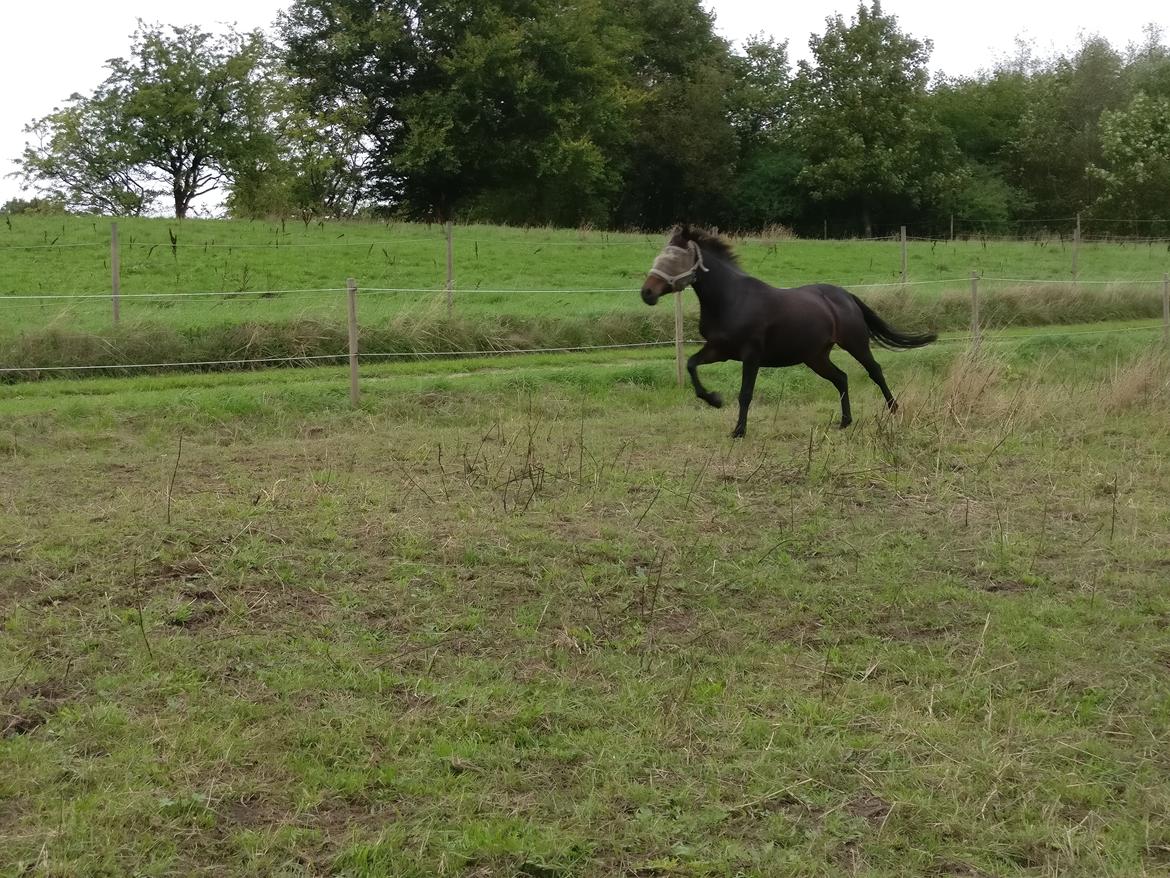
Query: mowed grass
xmin=3 ymin=329 xmax=1170 ymax=876
xmin=1 ymin=217 xmax=1168 ymax=361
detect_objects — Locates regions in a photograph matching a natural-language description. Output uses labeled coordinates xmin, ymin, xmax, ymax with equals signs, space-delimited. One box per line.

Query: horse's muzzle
xmin=641 ymin=287 xmax=660 ymax=306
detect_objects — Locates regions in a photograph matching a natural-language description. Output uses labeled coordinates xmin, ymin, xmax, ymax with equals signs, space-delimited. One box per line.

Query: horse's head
xmin=641 ymin=226 xmax=706 ymax=306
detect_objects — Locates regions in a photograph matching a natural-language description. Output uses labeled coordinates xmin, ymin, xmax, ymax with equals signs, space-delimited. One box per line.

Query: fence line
xmin=0 ymin=236 xmax=666 ymax=252
xmin=0 ymin=288 xmax=348 ymax=301
xmin=938 ymin=215 xmax=1170 ymax=227
xmin=932 ymin=324 xmax=1161 ymax=345
xmin=0 ymin=340 xmax=682 ymax=374
xmin=363 ymin=286 xmax=635 ymax=295
xmin=362 ymin=341 xmax=681 ymax=358
xmin=0 ymin=275 xmax=997 ymax=305
xmin=0 ymin=242 xmax=108 ymax=251
xmin=1080 ymin=236 xmax=1170 ymax=244
xmin=150 ymin=236 xmax=668 ymax=249
xmin=979 ymin=277 xmax=1165 ymax=286
xmin=908 ymin=233 xmax=1170 ymax=243
xmin=88 ymin=231 xmax=1163 ymax=246
xmin=0 ymin=353 xmax=351 ymax=373
xmin=6 ymin=219 xmax=1170 ymax=252
xmin=2 ymin=325 xmax=1161 ymax=378
xmin=849 ymin=277 xmax=972 ymax=289
xmin=3 ymin=233 xmax=935 ymax=253
xmin=950 ymin=216 xmax=1078 ymax=225
xmin=164 ymin=238 xmax=447 ymax=249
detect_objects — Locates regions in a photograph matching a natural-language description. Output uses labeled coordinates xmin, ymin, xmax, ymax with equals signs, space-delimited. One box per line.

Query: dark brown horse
xmin=641 ymin=226 xmax=936 ymax=438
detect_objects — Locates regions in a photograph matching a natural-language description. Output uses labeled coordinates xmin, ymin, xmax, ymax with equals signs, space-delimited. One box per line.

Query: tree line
xmin=9 ymin=1 xmax=1170 ymax=237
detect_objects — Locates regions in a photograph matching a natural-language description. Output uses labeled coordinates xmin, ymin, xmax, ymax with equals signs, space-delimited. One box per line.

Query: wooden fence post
xmin=346 ymin=277 xmax=360 ymax=407
xmin=970 ymin=271 xmax=981 ymax=354
xmin=445 ymin=221 xmax=454 ymax=319
xmin=1072 ymin=213 xmax=1081 ymax=283
xmin=950 ymin=213 xmax=954 ymax=243
xmin=1163 ymin=272 xmax=1169 ymax=347
xmin=900 ymin=225 xmax=908 ymax=285
xmin=674 ymin=290 xmax=685 ymax=387
xmin=111 ymin=221 xmax=121 ymax=326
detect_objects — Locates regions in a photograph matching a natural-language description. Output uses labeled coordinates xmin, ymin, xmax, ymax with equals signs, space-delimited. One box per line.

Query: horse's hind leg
xmin=687 ymin=344 xmax=728 ymax=408
xmin=842 ymin=338 xmax=897 ymax=412
xmin=806 ymin=349 xmax=852 ymax=428
xmin=732 ymin=356 xmax=761 ymax=439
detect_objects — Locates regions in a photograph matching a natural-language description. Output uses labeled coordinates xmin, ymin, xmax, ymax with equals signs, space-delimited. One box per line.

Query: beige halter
xmin=648 ymin=240 xmax=708 ymax=291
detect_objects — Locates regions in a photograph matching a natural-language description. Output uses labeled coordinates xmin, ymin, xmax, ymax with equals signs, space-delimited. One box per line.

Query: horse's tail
xmin=850 ymin=294 xmax=937 ymax=350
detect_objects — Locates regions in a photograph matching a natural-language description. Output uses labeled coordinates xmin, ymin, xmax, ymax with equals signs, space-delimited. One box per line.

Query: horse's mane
xmin=674 ymin=225 xmax=740 ymax=266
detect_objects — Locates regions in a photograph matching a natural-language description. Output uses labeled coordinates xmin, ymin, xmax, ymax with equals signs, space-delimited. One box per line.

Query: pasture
xmin=2 ymin=216 xmax=1169 ymax=375
xmin=3 ymin=327 xmax=1170 ymax=876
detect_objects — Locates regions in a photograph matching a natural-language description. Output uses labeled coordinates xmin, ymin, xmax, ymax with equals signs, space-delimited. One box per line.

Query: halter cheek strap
xmin=648 ymin=240 xmax=709 ymax=291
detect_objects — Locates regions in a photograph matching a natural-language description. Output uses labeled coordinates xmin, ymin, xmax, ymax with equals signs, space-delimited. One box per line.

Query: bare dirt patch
xmin=2 ymin=680 xmax=74 ymax=738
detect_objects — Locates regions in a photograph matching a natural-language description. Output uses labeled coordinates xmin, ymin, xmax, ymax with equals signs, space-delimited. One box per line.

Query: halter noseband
xmin=648 ymin=240 xmax=708 ymax=292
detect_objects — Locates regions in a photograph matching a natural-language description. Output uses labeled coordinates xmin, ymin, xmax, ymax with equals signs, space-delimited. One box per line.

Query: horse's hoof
xmin=839 ymin=419 xmax=852 ymax=430
xmin=731 ymin=425 xmax=746 ymax=438
xmin=706 ymin=392 xmax=723 ymax=409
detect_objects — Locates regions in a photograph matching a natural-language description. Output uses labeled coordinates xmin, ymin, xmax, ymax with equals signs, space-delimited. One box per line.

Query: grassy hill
xmin=2 ymin=215 xmax=1168 ymax=378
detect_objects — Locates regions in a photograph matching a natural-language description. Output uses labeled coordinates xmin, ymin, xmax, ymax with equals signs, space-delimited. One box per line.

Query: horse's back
xmin=787 ymin=283 xmax=867 ymax=322
xmin=773 ymin=283 xmax=860 ymax=319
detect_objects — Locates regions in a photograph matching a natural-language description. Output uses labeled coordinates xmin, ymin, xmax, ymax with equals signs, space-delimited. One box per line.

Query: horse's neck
xmin=691 ymin=254 xmax=741 ymax=315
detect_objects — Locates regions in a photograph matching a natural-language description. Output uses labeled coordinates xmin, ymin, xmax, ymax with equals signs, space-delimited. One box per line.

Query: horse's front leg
xmin=687 ymin=344 xmax=727 ymax=408
xmin=731 ymin=356 xmax=761 ymax=438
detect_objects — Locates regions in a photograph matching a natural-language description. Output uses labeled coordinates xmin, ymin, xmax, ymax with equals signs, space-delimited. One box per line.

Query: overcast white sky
xmin=2 ymin=1 xmax=1167 ymax=207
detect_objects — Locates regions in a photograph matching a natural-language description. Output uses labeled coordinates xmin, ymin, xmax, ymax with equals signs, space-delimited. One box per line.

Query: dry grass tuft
xmin=942 ymin=349 xmax=1004 ymax=426
xmin=1098 ymin=350 xmax=1170 ymax=412
xmin=760 ymin=223 xmax=797 ymax=241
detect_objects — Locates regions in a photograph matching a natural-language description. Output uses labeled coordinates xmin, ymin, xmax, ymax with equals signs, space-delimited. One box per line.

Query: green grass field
xmin=3 ymin=328 xmax=1170 ymax=876
xmin=2 ymin=216 xmax=1168 ymax=377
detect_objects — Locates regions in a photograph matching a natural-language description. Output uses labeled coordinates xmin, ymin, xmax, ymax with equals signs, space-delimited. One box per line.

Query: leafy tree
xmin=724 ymin=36 xmax=801 ymax=230
xmin=728 ymin=146 xmax=804 ymax=231
xmin=604 ymin=0 xmax=740 ymax=228
xmin=16 ymin=23 xmax=275 ymax=218
xmin=1088 ymin=92 xmax=1170 ymax=226
xmin=1125 ymin=25 xmax=1170 ymax=98
xmin=280 ymin=0 xmax=629 ymax=224
xmin=727 ymin=36 xmax=791 ymax=150
xmin=17 ymin=92 xmax=157 ymax=215
xmin=613 ymin=63 xmax=739 ymax=229
xmin=936 ymin=163 xmax=1020 ymax=230
xmin=788 ymin=2 xmax=963 ymax=236
xmin=229 ymin=99 xmax=373 ymax=221
xmin=931 ymin=69 xmax=1030 ymax=175
xmin=928 ymin=70 xmax=1034 ymax=230
xmin=434 ymin=0 xmax=630 ymax=227
xmin=1009 ymin=37 xmax=1127 ymax=219
xmin=0 ymin=197 xmax=68 ymax=215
